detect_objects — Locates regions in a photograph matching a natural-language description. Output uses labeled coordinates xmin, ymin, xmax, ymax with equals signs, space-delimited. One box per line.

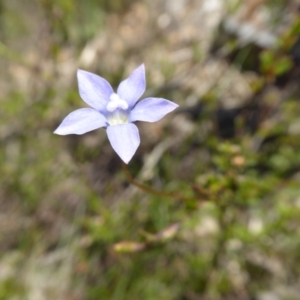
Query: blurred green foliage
xmin=1 ymin=0 xmax=300 ymax=299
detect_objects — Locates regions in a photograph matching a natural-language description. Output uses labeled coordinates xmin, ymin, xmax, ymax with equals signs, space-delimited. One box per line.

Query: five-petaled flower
xmin=54 ymin=64 xmax=178 ymax=163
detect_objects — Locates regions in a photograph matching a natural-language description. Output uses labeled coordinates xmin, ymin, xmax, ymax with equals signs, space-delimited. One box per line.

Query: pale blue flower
xmin=54 ymin=64 xmax=178 ymax=163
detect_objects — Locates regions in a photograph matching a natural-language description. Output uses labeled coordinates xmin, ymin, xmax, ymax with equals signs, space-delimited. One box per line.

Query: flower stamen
xmin=106 ymin=93 xmax=128 ymax=112
xmin=106 ymin=93 xmax=129 ymax=125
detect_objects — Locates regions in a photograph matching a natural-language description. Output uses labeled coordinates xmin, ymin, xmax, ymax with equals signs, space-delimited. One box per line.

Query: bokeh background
xmin=1 ymin=0 xmax=300 ymax=299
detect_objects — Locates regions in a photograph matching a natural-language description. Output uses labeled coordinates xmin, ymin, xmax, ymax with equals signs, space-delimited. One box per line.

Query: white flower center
xmin=106 ymin=93 xmax=128 ymax=112
xmin=106 ymin=93 xmax=129 ymax=125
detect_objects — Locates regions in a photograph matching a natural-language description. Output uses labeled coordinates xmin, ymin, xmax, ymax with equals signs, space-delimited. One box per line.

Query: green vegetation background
xmin=1 ymin=0 xmax=300 ymax=299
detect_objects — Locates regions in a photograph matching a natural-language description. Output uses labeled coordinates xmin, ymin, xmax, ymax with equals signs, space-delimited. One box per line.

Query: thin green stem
xmin=122 ymin=162 xmax=176 ymax=198
xmin=122 ymin=162 xmax=205 ymax=203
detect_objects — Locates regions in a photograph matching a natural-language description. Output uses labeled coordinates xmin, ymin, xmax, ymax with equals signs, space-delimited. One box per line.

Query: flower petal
xmin=130 ymin=97 xmax=178 ymax=123
xmin=117 ymin=64 xmax=146 ymax=108
xmin=54 ymin=108 xmax=107 ymax=135
xmin=106 ymin=123 xmax=140 ymax=163
xmin=77 ymin=69 xmax=114 ymax=112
